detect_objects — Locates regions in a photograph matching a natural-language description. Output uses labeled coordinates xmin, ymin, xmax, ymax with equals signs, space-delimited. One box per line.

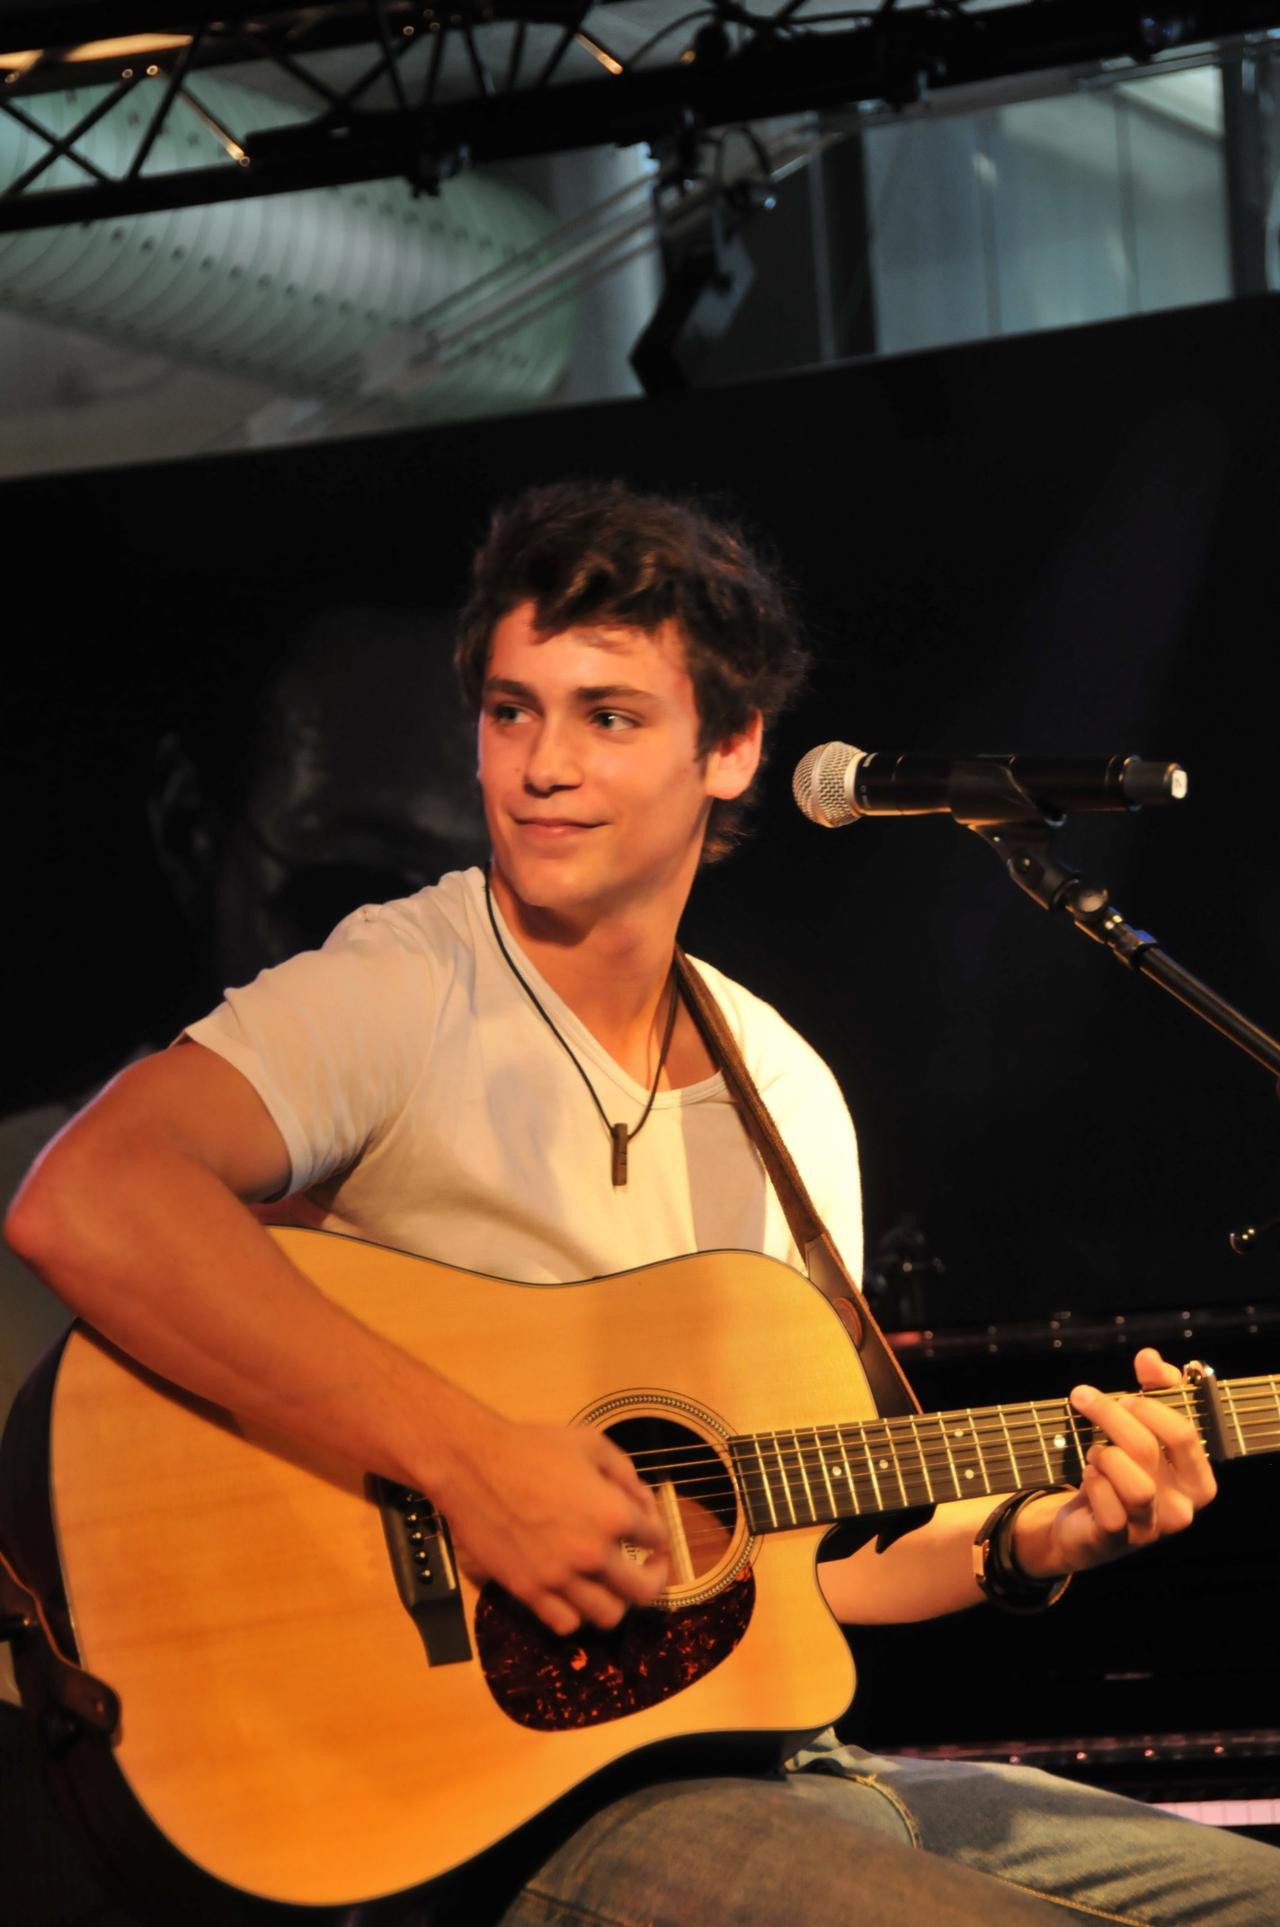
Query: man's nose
xmin=524 ymin=718 xmax=582 ymax=794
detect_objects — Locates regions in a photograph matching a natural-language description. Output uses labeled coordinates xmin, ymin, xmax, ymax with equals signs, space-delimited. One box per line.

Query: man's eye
xmin=593 ymin=710 xmax=635 ymax=730
xmin=489 ymin=702 xmax=523 ymax=723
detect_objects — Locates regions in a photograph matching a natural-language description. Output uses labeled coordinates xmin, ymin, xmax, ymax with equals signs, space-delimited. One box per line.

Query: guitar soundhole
xmin=474 ymin=1411 xmax=755 ymax=1732
xmin=605 ymin=1413 xmax=741 ymax=1594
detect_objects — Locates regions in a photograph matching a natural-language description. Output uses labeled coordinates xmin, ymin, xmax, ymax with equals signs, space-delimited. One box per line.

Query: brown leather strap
xmin=675 ymin=948 xmax=924 ymax=1424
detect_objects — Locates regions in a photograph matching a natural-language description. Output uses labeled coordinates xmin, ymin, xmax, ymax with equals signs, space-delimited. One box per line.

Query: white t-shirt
xmin=186 ymin=868 xmax=862 ymax=1288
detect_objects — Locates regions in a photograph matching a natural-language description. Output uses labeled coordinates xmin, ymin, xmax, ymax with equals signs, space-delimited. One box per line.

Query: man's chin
xmin=492 ymin=848 xmax=601 ymax=916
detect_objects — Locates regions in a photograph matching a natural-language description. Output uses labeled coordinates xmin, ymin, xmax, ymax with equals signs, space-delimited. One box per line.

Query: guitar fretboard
xmin=728 ymin=1373 xmax=1280 ymax=1534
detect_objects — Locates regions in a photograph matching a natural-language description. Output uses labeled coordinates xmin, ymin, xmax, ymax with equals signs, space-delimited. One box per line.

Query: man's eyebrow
xmin=575 ymin=683 xmax=658 ymax=703
xmin=484 ymin=677 xmax=536 ymax=700
xmin=482 ymin=677 xmax=658 ymax=704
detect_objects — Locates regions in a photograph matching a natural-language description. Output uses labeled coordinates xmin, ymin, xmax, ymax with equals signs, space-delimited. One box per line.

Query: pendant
xmin=611 ymin=1122 xmax=629 ymax=1188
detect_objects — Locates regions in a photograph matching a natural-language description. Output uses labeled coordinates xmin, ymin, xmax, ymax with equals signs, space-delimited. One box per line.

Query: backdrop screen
xmin=6 ymin=291 xmax=1279 ymax=1325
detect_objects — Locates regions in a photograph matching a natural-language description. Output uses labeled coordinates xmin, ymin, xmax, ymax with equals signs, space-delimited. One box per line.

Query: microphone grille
xmin=793 ymin=741 xmax=862 ymax=828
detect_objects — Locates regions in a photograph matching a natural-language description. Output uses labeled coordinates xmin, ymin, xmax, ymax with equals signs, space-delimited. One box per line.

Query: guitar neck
xmin=729 ymin=1372 xmax=1280 ymax=1534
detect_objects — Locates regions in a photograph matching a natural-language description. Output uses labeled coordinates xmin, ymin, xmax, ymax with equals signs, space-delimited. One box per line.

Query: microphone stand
xmin=948 ymin=763 xmax=1280 ymax=1083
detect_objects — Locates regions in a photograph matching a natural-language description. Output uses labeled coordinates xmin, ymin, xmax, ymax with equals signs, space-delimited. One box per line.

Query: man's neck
xmin=487 ymin=867 xmax=699 ymax=1085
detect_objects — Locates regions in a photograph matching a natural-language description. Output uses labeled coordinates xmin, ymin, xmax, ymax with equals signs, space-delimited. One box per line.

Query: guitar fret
xmin=906 ymin=1415 xmax=935 ymax=1505
xmin=1028 ymin=1402 xmax=1055 ymax=1482
xmin=966 ymin=1408 xmax=992 ymax=1495
xmin=732 ymin=1369 xmax=1279 ymax=1542
xmin=792 ymin=1429 xmax=817 ymax=1522
xmin=852 ymin=1425 xmax=883 ymax=1513
xmin=832 ymin=1428 xmax=864 ymax=1515
xmin=1177 ymin=1384 xmax=1201 ymax=1446
xmin=813 ymin=1428 xmax=839 ymax=1519
xmin=881 ymin=1424 xmax=910 ymax=1509
xmin=935 ymin=1413 xmax=964 ymax=1499
xmin=995 ymin=1404 xmax=1021 ymax=1487
xmin=1062 ymin=1400 xmax=1088 ymax=1482
xmin=751 ymin=1436 xmax=778 ymax=1530
xmin=771 ymin=1432 xmax=797 ymax=1524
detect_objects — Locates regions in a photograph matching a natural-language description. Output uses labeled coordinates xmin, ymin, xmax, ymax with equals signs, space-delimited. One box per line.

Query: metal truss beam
xmin=3 ymin=0 xmax=1279 ymax=232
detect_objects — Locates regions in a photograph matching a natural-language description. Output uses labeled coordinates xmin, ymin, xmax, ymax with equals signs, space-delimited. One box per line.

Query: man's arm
xmin=4 ymin=1044 xmax=667 ymax=1635
xmin=820 ymin=1347 xmax=1218 ymax=1624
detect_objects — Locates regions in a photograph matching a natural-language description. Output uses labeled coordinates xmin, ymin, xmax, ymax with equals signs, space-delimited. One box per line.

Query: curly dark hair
xmin=454 ymin=478 xmax=809 ymax=862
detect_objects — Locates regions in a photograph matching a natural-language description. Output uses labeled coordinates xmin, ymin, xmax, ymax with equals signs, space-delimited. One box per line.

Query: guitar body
xmin=9 ymin=1230 xmax=868 ymax=1915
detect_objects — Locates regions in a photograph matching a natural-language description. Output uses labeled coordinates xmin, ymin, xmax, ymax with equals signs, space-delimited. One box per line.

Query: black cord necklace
xmin=483 ymin=872 xmax=681 ymax=1187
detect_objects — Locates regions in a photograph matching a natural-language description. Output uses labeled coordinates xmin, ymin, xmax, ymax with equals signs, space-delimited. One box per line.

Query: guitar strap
xmin=674 ymin=948 xmax=920 ymax=1416
xmin=674 ymin=949 xmax=934 ymax=1550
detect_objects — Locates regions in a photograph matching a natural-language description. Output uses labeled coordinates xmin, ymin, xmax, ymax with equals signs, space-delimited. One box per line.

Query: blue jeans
xmin=493 ymin=1735 xmax=1280 ymax=1925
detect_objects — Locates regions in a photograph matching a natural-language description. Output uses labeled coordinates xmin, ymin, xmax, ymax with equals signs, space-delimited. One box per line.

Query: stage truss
xmin=1 ymin=0 xmax=1279 ymax=232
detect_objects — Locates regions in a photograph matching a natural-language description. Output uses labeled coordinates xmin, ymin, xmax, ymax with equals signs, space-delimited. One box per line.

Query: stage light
xmin=575 ymin=32 xmax=624 ymax=77
xmin=0 ymin=34 xmax=192 ymax=71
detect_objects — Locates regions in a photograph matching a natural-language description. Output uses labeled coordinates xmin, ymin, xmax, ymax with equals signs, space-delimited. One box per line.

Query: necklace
xmin=483 ymin=873 xmax=681 ymax=1188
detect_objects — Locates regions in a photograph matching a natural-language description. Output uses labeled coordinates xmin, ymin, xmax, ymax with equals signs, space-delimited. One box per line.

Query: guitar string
xmin=618 ymin=1409 xmax=1186 ymax=1469
xmin=613 ymin=1379 xmax=1280 ymax=1458
xmin=647 ymin=1425 xmax=1280 ymax=1516
xmin=477 ymin=1413 xmax=1277 ymax=1538
xmin=608 ymin=1387 xmax=1280 ymax=1484
xmin=612 ymin=1416 xmax=1267 ymax=1486
xmin=614 ymin=1384 xmax=1258 ymax=1457
xmin=620 ymin=1416 xmax=1236 ymax=1472
xmin=611 ymin=1442 xmax=1279 ymax=1511
xmin=569 ymin=1385 xmax=1280 ymax=1511
xmin=620 ymin=1422 xmax=1164 ymax=1474
xmin=616 ymin=1388 xmax=1280 ymax=1458
xmin=651 ymin=1433 xmax=1280 ymax=1533
xmin=630 ymin=1398 xmax=1280 ymax=1483
xmin=615 ymin=1448 xmax=1240 ymax=1533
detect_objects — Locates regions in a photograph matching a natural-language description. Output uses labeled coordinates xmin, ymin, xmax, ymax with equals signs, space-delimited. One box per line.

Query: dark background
xmin=3 ymin=282 xmax=1279 ymax=1841
xmin=8 ymin=289 xmax=1279 ymax=1329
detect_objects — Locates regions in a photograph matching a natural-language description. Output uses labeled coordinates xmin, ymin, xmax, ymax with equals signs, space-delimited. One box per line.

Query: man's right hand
xmin=431 ymin=1413 xmax=670 ymax=1636
xmin=6 ymin=1047 xmax=669 ymax=1643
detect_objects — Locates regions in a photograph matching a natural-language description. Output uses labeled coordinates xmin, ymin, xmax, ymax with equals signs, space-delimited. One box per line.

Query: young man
xmin=7 ymin=482 xmax=1277 ymax=1923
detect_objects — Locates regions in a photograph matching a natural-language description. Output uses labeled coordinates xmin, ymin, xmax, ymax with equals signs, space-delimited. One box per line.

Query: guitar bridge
xmin=372 ymin=1479 xmax=471 ymax=1667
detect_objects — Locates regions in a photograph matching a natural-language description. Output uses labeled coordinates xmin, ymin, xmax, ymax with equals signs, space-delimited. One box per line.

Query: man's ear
xmin=705 ymin=710 xmax=764 ymax=802
xmin=148 ymin=733 xmax=220 ymax=920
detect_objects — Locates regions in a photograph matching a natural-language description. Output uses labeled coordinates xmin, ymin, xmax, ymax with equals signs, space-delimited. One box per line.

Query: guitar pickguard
xmin=473 ymin=1570 xmax=755 ymax=1732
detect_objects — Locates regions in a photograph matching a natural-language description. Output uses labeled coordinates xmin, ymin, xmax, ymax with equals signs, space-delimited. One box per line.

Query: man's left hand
xmin=1012 ymin=1347 xmax=1218 ymax=1580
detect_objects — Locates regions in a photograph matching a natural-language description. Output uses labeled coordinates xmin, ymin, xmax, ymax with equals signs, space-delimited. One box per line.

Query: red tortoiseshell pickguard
xmin=473 ymin=1572 xmax=755 ymax=1731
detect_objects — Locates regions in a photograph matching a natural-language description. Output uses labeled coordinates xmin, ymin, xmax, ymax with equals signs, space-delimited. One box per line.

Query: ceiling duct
xmin=0 ymin=74 xmax=575 ymax=414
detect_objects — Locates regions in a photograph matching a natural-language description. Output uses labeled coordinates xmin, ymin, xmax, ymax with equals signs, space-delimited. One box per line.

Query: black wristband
xmin=973 ymin=1486 xmax=1074 ymax=1615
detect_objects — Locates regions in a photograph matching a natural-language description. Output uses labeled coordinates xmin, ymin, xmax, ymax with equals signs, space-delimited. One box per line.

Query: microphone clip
xmin=971 ymin=815 xmax=1159 ymax=966
xmin=946 ymin=760 xmax=1060 ymax=829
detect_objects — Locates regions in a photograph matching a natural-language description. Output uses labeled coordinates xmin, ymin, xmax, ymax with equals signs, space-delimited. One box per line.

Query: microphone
xmin=793 ymin=744 xmax=1188 ymax=828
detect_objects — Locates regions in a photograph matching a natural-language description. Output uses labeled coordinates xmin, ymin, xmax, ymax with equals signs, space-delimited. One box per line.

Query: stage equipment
xmin=0 ymin=72 xmax=573 ymax=411
xmin=3 ymin=2 xmax=1280 ymax=230
xmin=862 ymin=1216 xmax=947 ymax=1333
xmin=793 ymin=744 xmax=1187 ymax=827
xmin=629 ymin=128 xmax=771 ymax=397
xmin=794 ymin=748 xmax=1280 ymax=1088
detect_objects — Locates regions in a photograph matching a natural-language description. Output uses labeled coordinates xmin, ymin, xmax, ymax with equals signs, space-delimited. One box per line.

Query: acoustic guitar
xmin=2 ymin=1226 xmax=1275 ymax=1919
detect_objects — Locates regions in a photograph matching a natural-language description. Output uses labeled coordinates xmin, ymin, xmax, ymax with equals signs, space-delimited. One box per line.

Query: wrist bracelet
xmin=973 ymin=1485 xmax=1074 ymax=1615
